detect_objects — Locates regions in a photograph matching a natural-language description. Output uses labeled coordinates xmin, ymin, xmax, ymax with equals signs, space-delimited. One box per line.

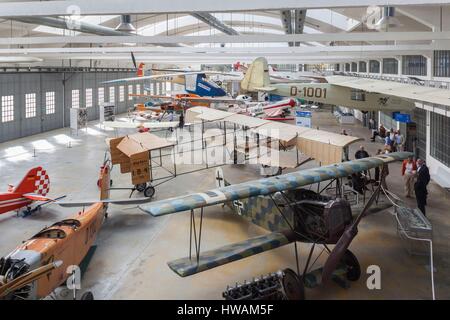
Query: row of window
xmin=342 ymin=55 xmax=428 ymax=76
xmin=430 ymin=111 xmax=450 ymax=167
xmin=1 ymin=92 xmax=56 ymax=123
xmin=0 ymin=81 xmax=172 ymax=123
xmin=70 ymin=84 xmax=142 ymax=108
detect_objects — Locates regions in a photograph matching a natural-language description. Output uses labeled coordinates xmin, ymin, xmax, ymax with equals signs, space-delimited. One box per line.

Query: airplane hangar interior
xmin=1 ymin=0 xmax=450 ymax=303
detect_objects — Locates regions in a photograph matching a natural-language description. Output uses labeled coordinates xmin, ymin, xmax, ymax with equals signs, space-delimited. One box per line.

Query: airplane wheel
xmin=342 ymin=250 xmax=361 ymax=281
xmin=144 ymin=186 xmax=155 ymax=198
xmin=80 ymin=291 xmax=94 ymax=300
xmin=136 ymin=183 xmax=147 ymax=192
xmin=281 ymin=268 xmax=305 ymax=300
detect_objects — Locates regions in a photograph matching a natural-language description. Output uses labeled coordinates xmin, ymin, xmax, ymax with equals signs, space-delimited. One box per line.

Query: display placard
xmin=295 ymin=110 xmax=312 ymax=128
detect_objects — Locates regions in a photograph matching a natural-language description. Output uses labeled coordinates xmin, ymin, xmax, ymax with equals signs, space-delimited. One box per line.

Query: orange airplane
xmin=0 ymin=166 xmax=65 ymax=217
xmin=0 ymin=161 xmax=151 ymax=300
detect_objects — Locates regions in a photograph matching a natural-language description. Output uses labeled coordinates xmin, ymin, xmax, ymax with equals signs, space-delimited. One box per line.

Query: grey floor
xmin=0 ymin=111 xmax=448 ymax=300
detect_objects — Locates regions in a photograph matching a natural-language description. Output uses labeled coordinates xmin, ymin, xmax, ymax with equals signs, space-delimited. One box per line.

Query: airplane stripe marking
xmin=0 ymin=200 xmax=31 ymax=208
xmin=0 ymin=197 xmax=27 ymax=205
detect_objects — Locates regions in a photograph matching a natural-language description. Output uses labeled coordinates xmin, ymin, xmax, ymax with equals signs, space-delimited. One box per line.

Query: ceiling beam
xmin=190 ymin=13 xmax=239 ymax=35
xmin=0 ymin=1 xmax=448 ymax=17
xmin=1 ymin=32 xmax=450 ymax=45
xmin=0 ymin=44 xmax=438 ymax=54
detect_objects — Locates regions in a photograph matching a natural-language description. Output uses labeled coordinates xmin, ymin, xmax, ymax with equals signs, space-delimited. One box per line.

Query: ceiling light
xmin=115 ymin=15 xmax=136 ymax=32
xmin=375 ymin=7 xmax=402 ymax=30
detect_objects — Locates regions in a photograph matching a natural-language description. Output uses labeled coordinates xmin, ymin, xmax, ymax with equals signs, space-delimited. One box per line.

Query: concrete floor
xmin=0 ymin=111 xmax=449 ymax=300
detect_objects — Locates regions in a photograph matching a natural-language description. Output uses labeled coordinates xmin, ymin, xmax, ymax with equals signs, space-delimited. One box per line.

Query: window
xmin=369 ymin=60 xmax=380 ymax=73
xmin=430 ymin=111 xmax=450 ymax=167
xmin=345 ymin=63 xmax=350 ymax=72
xmin=351 ymin=62 xmax=357 ymax=72
xmin=150 ymin=83 xmax=154 ymax=95
xmin=85 ymin=88 xmax=93 ymax=108
xmin=382 ymin=58 xmax=398 ymax=74
xmin=109 ymin=87 xmax=115 ymax=103
xmin=1 ymin=95 xmax=14 ymax=122
xmin=359 ymin=61 xmax=367 ymax=73
xmin=156 ymin=83 xmax=160 ymax=95
xmin=414 ymin=108 xmax=427 ymax=160
xmin=136 ymin=84 xmax=141 ymax=95
xmin=402 ymin=55 xmax=427 ymax=76
xmin=45 ymin=91 xmax=55 ymax=114
xmin=433 ymin=50 xmax=450 ymax=78
xmin=71 ymin=89 xmax=79 ymax=109
xmin=128 ymin=85 xmax=133 ymax=100
xmin=166 ymin=81 xmax=172 ymax=93
xmin=98 ymin=87 xmax=104 ymax=105
xmin=25 ymin=93 xmax=36 ymax=118
xmin=119 ymin=86 xmax=125 ymax=102
xmin=351 ymin=89 xmax=366 ymax=101
xmin=334 ymin=64 xmax=340 ymax=72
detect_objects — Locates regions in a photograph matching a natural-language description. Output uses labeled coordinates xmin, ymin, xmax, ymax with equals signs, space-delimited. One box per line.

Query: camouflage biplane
xmin=139 ymin=152 xmax=412 ymax=299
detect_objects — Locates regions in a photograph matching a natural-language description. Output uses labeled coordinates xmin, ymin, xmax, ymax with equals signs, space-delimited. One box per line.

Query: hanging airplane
xmin=240 ymin=57 xmax=417 ymax=112
xmin=102 ymin=54 xmax=238 ymax=98
xmin=138 ymin=152 xmax=412 ymax=299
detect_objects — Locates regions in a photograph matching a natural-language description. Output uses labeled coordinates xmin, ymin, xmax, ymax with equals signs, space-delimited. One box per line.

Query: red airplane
xmin=0 ymin=166 xmax=61 ymax=217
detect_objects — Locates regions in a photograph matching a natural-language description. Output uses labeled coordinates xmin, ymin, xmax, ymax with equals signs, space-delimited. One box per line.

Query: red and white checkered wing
xmin=34 ymin=169 xmax=50 ymax=196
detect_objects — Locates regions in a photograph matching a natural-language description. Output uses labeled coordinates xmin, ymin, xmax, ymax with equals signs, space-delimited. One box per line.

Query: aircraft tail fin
xmin=168 ymin=231 xmax=292 ymax=277
xmin=13 ymin=167 xmax=50 ymax=196
xmin=137 ymin=63 xmax=146 ymax=77
xmin=240 ymin=57 xmax=271 ymax=93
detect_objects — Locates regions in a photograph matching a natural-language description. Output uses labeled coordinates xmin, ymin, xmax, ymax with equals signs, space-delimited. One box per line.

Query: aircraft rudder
xmin=240 ymin=57 xmax=271 ymax=92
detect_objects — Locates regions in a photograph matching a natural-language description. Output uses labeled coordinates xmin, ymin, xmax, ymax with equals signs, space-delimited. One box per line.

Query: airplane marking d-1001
xmin=241 ymin=57 xmax=416 ymax=112
xmin=139 ymin=152 xmax=412 ymax=299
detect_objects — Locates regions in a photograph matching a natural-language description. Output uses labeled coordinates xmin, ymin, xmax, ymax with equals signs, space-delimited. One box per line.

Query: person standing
xmin=379 ymin=124 xmax=386 ymax=138
xmin=396 ymin=130 xmax=405 ymax=151
xmin=414 ymin=159 xmax=431 ymax=216
xmin=355 ymin=146 xmax=369 ymax=159
xmin=402 ymin=156 xmax=417 ymax=198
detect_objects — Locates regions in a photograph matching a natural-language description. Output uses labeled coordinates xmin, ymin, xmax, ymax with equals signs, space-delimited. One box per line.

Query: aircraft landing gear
xmin=20 ymin=206 xmax=41 ymax=217
xmin=80 ymin=291 xmax=94 ymax=300
xmin=281 ymin=268 xmax=305 ymax=300
xmin=134 ymin=183 xmax=155 ymax=198
xmin=144 ymin=185 xmax=155 ymax=198
xmin=341 ymin=249 xmax=361 ymax=282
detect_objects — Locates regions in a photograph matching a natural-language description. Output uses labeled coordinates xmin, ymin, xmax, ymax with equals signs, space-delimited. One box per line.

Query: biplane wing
xmin=139 ymin=152 xmax=412 ymax=217
xmin=103 ymin=121 xmax=182 ymax=129
xmin=326 ymin=75 xmax=450 ymax=106
xmin=177 ymin=96 xmax=246 ymax=105
xmin=56 ymin=197 xmax=153 ymax=207
xmin=102 ymin=71 xmax=237 ymax=84
xmin=169 ymin=232 xmax=292 ymax=277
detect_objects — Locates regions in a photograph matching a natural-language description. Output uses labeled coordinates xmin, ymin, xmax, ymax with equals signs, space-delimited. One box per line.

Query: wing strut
xmin=189 ymin=207 xmax=205 ymax=264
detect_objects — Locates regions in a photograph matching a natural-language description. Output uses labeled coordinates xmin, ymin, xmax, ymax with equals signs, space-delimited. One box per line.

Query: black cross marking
xmin=216 ymin=170 xmax=224 ymax=187
xmin=233 ymin=200 xmax=244 ymax=215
